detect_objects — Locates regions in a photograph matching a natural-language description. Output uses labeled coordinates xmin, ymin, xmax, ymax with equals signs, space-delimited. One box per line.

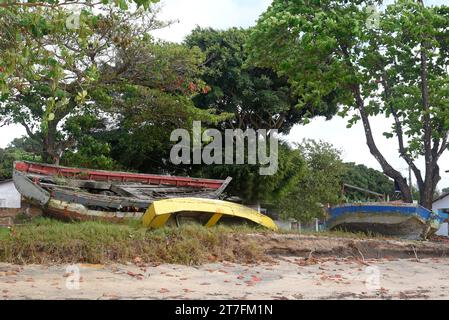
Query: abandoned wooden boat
xmin=13 ymin=161 xmax=277 ymax=230
xmin=327 ymin=203 xmax=446 ymax=240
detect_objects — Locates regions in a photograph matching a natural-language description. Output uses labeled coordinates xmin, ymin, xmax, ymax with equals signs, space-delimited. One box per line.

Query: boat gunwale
xmin=14 ymin=160 xmax=230 ymax=190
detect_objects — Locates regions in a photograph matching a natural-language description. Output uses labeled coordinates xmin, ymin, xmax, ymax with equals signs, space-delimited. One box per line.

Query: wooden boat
xmin=12 ymin=161 xmax=277 ymax=230
xmin=327 ymin=202 xmax=447 ymax=240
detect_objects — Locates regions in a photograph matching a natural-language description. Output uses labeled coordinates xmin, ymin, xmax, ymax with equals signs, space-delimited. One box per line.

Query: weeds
xmin=0 ymin=217 xmax=396 ymax=265
xmin=0 ymin=218 xmax=266 ymax=265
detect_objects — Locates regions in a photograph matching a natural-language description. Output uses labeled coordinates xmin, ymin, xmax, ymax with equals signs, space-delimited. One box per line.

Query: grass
xmin=0 ymin=227 xmax=10 ymax=240
xmin=0 ymin=217 xmax=267 ymax=265
xmin=0 ymin=217 xmax=394 ymax=265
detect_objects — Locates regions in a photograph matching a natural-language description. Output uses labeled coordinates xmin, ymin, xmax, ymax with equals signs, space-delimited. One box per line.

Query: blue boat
xmin=327 ymin=203 xmax=448 ymax=240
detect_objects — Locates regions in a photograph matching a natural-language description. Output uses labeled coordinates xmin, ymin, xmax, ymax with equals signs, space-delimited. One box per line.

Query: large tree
xmin=185 ymin=27 xmax=338 ymax=133
xmin=248 ymin=0 xmax=449 ymax=209
xmin=0 ymin=4 xmax=216 ymax=166
xmin=0 ymin=5 xmax=164 ymax=164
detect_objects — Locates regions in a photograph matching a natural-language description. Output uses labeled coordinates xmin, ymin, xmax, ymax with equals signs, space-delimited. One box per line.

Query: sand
xmin=1 ymin=257 xmax=449 ymax=300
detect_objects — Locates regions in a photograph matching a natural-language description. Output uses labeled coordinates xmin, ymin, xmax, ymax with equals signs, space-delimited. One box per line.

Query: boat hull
xmin=45 ymin=199 xmax=145 ymax=223
xmin=327 ymin=204 xmax=442 ymax=240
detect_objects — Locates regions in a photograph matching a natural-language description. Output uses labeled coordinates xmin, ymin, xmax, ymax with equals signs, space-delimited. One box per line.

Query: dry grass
xmin=0 ymin=218 xmax=267 ymax=265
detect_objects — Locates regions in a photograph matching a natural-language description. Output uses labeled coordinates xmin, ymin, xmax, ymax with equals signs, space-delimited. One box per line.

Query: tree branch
xmin=352 ymin=84 xmax=413 ymax=202
xmin=437 ymin=132 xmax=448 ymax=158
xmin=381 ymin=76 xmax=424 ymax=188
xmin=19 ymin=118 xmax=37 ymax=140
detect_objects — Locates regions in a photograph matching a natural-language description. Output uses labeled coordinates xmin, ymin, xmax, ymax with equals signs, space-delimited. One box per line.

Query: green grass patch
xmin=0 ymin=227 xmax=10 ymax=240
xmin=0 ymin=218 xmax=267 ymax=265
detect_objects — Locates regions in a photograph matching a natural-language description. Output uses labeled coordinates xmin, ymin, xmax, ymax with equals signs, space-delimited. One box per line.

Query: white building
xmin=433 ymin=193 xmax=449 ymax=237
xmin=0 ymin=180 xmax=21 ymax=208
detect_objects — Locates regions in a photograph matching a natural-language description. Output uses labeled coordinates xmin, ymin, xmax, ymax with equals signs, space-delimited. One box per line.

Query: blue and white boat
xmin=327 ymin=203 xmax=448 ymax=240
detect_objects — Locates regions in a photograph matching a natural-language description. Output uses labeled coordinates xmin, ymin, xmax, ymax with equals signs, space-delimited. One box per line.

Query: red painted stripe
xmin=14 ymin=161 xmax=224 ymax=189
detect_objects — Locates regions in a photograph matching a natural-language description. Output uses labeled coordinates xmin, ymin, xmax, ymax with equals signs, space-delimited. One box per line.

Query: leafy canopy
xmin=185 ymin=27 xmax=338 ymax=133
xmin=247 ymin=0 xmax=449 ymax=208
xmin=276 ymin=140 xmax=345 ymax=222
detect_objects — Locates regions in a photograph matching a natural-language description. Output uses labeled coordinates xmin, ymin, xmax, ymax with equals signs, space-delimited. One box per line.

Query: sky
xmin=1 ymin=0 xmax=449 ymax=188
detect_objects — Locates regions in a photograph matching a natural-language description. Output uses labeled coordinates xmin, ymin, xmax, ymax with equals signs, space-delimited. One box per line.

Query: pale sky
xmin=1 ymin=0 xmax=448 ymax=188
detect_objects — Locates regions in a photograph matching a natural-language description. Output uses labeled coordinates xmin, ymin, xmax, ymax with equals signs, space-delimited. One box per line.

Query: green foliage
xmin=61 ymin=136 xmax=118 ymax=170
xmin=247 ymin=0 xmax=382 ymax=118
xmin=276 ymin=140 xmax=345 ymax=222
xmin=0 ymin=145 xmax=40 ymax=179
xmin=342 ymin=163 xmax=394 ymax=201
xmin=0 ymin=0 xmax=158 ymax=9
xmin=0 ymin=5 xmax=170 ymax=164
xmin=99 ymin=86 xmax=230 ymax=174
xmin=194 ymin=142 xmax=305 ymax=204
xmin=185 ymin=27 xmax=337 ymax=133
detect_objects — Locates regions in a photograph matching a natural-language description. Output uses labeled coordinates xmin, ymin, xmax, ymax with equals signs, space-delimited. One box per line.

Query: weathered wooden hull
xmin=45 ymin=199 xmax=145 ymax=222
xmin=327 ymin=203 xmax=444 ymax=240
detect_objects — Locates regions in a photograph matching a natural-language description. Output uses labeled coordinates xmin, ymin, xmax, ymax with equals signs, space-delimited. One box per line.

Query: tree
xmin=0 ymin=144 xmax=40 ymax=179
xmin=342 ymin=163 xmax=394 ymax=201
xmin=83 ymin=31 xmax=232 ymax=173
xmin=193 ymin=142 xmax=305 ymax=204
xmin=0 ymin=6 xmax=172 ymax=164
xmin=247 ymin=0 xmax=449 ymax=209
xmin=185 ymin=27 xmax=338 ymax=133
xmin=95 ymin=85 xmax=230 ymax=174
xmin=276 ymin=140 xmax=345 ymax=222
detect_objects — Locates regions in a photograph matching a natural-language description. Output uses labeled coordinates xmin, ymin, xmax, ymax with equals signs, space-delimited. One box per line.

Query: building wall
xmin=433 ymin=196 xmax=449 ymax=237
xmin=0 ymin=181 xmax=21 ymax=209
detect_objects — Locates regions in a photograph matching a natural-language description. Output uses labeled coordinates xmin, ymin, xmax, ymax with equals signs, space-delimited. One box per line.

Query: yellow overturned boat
xmin=143 ymin=197 xmax=278 ymax=231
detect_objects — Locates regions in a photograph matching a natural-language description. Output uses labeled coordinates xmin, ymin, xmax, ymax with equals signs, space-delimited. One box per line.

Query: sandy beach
xmin=1 ymin=256 xmax=449 ymax=300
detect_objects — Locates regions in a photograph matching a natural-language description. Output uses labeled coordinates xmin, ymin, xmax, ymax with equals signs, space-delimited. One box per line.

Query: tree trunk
xmin=42 ymin=121 xmax=61 ymax=165
xmin=419 ymin=164 xmax=440 ymax=210
xmin=352 ymin=85 xmax=413 ymax=203
xmin=420 ymin=182 xmax=436 ymax=210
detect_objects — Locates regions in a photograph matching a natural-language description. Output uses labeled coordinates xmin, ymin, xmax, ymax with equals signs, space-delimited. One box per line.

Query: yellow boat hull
xmin=142 ymin=198 xmax=278 ymax=231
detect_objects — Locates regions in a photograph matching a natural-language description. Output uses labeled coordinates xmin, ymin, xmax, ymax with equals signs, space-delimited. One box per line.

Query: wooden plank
xmin=52 ymin=189 xmax=153 ymax=209
xmin=214 ymin=177 xmax=232 ymax=198
xmin=110 ymin=185 xmax=137 ymax=197
xmin=343 ymin=184 xmax=385 ymax=198
xmin=26 ymin=175 xmax=112 ymax=190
